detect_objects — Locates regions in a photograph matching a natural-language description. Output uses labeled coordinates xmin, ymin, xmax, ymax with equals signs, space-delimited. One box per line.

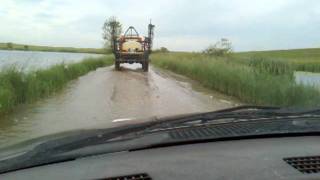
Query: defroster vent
xmin=284 ymin=156 xmax=320 ymax=174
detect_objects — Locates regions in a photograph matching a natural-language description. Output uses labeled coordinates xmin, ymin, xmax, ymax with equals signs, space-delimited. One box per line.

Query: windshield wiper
xmin=148 ymin=105 xmax=320 ymax=131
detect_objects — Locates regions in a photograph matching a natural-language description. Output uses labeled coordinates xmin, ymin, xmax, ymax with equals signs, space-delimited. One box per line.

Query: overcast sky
xmin=0 ymin=0 xmax=320 ymax=51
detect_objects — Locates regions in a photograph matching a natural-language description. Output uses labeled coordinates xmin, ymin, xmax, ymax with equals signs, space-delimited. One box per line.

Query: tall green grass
xmin=293 ymin=62 xmax=320 ymax=72
xmin=248 ymin=57 xmax=293 ymax=76
xmin=235 ymin=48 xmax=320 ymax=73
xmin=0 ymin=56 xmax=113 ymax=114
xmin=152 ymin=53 xmax=320 ymax=107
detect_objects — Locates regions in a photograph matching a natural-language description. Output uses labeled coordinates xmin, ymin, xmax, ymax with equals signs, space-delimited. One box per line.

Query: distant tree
xmin=7 ymin=42 xmax=13 ymax=49
xmin=203 ymin=38 xmax=233 ymax=56
xmin=154 ymin=47 xmax=169 ymax=53
xmin=24 ymin=45 xmax=29 ymax=50
xmin=102 ymin=16 xmax=122 ymax=50
xmin=159 ymin=47 xmax=169 ymax=53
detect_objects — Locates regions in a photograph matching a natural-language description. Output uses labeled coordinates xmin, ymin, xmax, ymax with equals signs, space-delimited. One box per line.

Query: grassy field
xmin=0 ymin=43 xmax=109 ymax=54
xmin=234 ymin=48 xmax=320 ymax=72
xmin=0 ymin=55 xmax=113 ymax=114
xmin=151 ymin=52 xmax=320 ymax=107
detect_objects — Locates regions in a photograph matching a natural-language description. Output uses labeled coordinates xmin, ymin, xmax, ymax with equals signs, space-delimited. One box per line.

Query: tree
xmin=24 ymin=45 xmax=29 ymax=50
xmin=203 ymin=38 xmax=233 ymax=56
xmin=154 ymin=47 xmax=169 ymax=53
xmin=159 ymin=47 xmax=169 ymax=53
xmin=102 ymin=16 xmax=122 ymax=50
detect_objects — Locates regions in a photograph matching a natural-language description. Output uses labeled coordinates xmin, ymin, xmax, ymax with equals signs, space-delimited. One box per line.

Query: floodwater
xmin=0 ymin=63 xmax=239 ymax=147
xmin=295 ymin=71 xmax=320 ymax=88
xmin=0 ymin=50 xmax=101 ymax=70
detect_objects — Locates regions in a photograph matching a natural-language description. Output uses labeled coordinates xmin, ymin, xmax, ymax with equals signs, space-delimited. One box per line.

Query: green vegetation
xmin=154 ymin=47 xmax=170 ymax=53
xmin=102 ymin=16 xmax=122 ymax=50
xmin=0 ymin=42 xmax=109 ymax=54
xmin=235 ymin=48 xmax=320 ymax=72
xmin=248 ymin=57 xmax=293 ymax=76
xmin=152 ymin=52 xmax=320 ymax=107
xmin=0 ymin=55 xmax=113 ymax=114
xmin=203 ymin=38 xmax=233 ymax=57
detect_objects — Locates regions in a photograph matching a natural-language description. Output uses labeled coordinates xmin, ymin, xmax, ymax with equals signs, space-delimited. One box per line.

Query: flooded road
xmin=0 ymin=64 xmax=239 ymax=146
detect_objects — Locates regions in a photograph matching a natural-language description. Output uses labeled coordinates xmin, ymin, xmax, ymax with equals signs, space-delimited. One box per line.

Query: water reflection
xmin=0 ymin=50 xmax=101 ymax=71
xmin=295 ymin=71 xmax=320 ymax=88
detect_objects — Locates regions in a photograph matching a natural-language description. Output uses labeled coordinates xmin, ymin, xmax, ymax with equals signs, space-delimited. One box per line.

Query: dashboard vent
xmin=104 ymin=173 xmax=152 ymax=180
xmin=169 ymin=123 xmax=253 ymax=140
xmin=284 ymin=156 xmax=320 ymax=174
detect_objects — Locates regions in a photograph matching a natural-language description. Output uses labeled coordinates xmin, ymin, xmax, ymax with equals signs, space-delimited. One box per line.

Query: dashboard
xmin=1 ymin=136 xmax=320 ymax=180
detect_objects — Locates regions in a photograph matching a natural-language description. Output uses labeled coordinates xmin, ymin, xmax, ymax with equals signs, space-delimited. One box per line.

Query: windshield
xmin=0 ymin=0 xmax=320 ymax=155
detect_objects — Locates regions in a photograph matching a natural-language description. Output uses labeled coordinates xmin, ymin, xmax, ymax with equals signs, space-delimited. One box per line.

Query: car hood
xmin=0 ymin=112 xmax=199 ymax=155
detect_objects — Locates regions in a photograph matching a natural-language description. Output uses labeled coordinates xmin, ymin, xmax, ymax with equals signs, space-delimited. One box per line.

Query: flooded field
xmin=295 ymin=71 xmax=320 ymax=88
xmin=0 ymin=64 xmax=239 ymax=147
xmin=0 ymin=50 xmax=101 ymax=71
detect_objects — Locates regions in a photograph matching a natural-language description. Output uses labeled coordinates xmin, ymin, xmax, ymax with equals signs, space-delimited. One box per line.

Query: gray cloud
xmin=0 ymin=0 xmax=319 ymax=51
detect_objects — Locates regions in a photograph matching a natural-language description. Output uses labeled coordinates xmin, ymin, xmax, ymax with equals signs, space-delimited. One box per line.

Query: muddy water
xmin=0 ymin=64 xmax=239 ymax=147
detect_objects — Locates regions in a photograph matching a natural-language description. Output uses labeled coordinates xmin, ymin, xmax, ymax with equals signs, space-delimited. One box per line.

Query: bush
xmin=6 ymin=42 xmax=13 ymax=49
xmin=203 ymin=39 xmax=233 ymax=57
xmin=154 ymin=47 xmax=170 ymax=53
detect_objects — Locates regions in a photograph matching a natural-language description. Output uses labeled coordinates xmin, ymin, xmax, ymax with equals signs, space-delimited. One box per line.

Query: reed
xmin=152 ymin=53 xmax=320 ymax=107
